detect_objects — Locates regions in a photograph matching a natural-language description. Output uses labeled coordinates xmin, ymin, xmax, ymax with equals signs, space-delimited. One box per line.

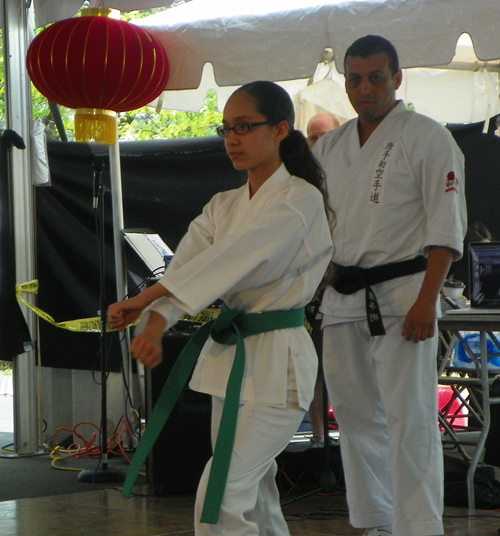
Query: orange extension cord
xmin=49 ymin=416 xmax=144 ymax=474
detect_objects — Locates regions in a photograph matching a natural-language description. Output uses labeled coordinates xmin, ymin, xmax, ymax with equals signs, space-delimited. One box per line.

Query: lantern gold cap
xmin=75 ymin=108 xmax=118 ymax=145
xmin=80 ymin=7 xmax=121 ymax=19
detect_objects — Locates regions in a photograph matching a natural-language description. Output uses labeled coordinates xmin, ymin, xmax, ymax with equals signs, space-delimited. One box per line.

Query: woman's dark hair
xmin=344 ymin=35 xmax=400 ymax=75
xmin=233 ymin=80 xmax=335 ymax=228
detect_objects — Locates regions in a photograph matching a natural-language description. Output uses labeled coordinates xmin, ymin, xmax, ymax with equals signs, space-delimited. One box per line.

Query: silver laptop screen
xmin=469 ymin=241 xmax=500 ymax=309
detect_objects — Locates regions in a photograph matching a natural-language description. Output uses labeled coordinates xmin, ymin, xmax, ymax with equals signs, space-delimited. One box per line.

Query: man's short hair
xmin=344 ymin=35 xmax=400 ymax=75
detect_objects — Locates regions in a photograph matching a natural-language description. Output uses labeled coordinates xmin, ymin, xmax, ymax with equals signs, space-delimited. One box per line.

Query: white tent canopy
xmin=136 ymin=0 xmax=500 ymax=126
xmin=20 ymin=0 xmax=500 ymax=124
xmin=23 ymin=0 xmax=500 ymax=103
xmin=150 ymin=34 xmax=500 ymax=127
xmin=136 ymin=0 xmax=500 ymax=89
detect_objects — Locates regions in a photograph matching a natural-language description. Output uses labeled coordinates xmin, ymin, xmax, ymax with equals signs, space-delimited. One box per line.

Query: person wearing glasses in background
xmin=108 ymin=80 xmax=334 ymax=535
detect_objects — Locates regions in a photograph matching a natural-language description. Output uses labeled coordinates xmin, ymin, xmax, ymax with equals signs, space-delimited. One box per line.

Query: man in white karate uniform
xmin=313 ymin=35 xmax=467 ymax=536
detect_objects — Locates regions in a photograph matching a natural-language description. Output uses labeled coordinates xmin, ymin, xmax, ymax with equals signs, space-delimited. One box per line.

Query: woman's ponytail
xmin=280 ymin=130 xmax=335 ymax=229
xmin=234 ymin=81 xmax=335 ymax=229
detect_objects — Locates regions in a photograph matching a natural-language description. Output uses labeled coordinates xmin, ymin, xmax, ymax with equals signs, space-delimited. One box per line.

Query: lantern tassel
xmin=75 ymin=109 xmax=118 ymax=145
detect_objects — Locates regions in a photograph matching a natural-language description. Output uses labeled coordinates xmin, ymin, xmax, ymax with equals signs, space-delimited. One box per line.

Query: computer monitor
xmin=469 ymin=241 xmax=500 ymax=309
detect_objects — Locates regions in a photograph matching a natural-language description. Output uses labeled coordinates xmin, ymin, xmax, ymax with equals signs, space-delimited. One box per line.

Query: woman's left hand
xmin=129 ymin=311 xmax=167 ymax=369
xmin=130 ymin=333 xmax=164 ymax=369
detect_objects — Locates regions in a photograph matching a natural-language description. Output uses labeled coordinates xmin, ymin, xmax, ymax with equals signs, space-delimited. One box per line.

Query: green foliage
xmin=31 ymin=90 xmax=75 ymax=142
xmin=0 ymin=361 xmax=12 ymax=375
xmin=118 ymin=92 xmax=222 ymax=140
xmin=30 ymin=90 xmax=222 ymax=142
xmin=30 ymin=89 xmax=223 ymax=142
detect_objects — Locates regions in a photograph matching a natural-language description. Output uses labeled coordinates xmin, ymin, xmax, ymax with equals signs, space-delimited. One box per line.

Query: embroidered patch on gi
xmin=368 ymin=141 xmax=395 ymax=204
xmin=445 ymin=171 xmax=459 ymax=193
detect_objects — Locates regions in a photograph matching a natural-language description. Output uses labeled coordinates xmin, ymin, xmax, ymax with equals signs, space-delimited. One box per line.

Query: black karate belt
xmin=330 ymin=256 xmax=428 ymax=336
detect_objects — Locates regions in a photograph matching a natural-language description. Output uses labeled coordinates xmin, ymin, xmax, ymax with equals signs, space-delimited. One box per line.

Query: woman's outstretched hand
xmin=108 ymin=296 xmax=145 ymax=332
xmin=108 ymin=283 xmax=170 ymax=368
xmin=108 ymin=282 xmax=171 ymax=332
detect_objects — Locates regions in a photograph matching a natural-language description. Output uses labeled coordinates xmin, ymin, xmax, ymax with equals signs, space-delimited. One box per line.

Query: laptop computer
xmin=122 ymin=229 xmax=174 ymax=275
xmin=445 ymin=241 xmax=500 ymax=314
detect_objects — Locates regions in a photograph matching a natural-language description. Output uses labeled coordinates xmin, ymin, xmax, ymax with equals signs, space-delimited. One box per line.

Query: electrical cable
xmin=48 ymin=418 xmax=146 ymax=477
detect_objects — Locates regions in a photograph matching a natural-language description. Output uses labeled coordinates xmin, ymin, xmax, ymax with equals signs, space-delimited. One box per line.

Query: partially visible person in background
xmin=448 ymin=221 xmax=492 ymax=298
xmin=305 ymin=112 xmax=340 ymax=448
xmin=306 ymin=113 xmax=340 ymax=149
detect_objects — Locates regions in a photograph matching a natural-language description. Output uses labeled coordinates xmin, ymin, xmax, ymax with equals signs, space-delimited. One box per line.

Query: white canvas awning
xmin=136 ymin=0 xmax=500 ymax=125
xmin=136 ymin=0 xmax=500 ymax=89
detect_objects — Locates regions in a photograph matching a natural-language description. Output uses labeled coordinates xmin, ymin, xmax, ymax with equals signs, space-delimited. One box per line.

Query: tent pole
xmin=3 ymin=0 xmax=43 ymax=455
xmin=109 ymin=142 xmax=141 ymax=441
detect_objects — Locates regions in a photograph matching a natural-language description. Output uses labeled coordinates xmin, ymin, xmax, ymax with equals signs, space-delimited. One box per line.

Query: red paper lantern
xmin=26 ymin=8 xmax=170 ymax=144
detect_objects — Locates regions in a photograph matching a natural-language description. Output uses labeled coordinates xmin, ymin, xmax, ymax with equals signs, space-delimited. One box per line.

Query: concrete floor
xmin=0 ymin=485 xmax=499 ymax=536
xmin=2 ymin=376 xmax=500 ymax=535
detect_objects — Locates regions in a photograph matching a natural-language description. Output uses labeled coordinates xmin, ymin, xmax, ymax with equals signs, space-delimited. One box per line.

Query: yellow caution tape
xmin=16 ymin=280 xmax=105 ymax=333
xmin=15 ymin=280 xmax=222 ymax=333
xmin=178 ymin=308 xmax=221 ymax=324
xmin=16 ymin=281 xmax=310 ymax=334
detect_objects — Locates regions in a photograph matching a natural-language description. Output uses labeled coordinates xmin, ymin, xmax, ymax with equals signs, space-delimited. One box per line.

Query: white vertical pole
xmin=109 ymin=142 xmax=127 ymax=303
xmin=108 ymin=142 xmax=142 ymax=435
xmin=3 ymin=0 xmax=42 ymax=455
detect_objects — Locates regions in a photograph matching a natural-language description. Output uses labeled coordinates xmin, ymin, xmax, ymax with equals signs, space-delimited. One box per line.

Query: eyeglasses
xmin=215 ymin=121 xmax=275 ymax=138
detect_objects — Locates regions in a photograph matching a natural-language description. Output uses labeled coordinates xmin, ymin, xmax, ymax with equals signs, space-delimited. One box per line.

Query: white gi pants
xmin=194 ymin=389 xmax=304 ymax=535
xmin=323 ymin=317 xmax=444 ymax=536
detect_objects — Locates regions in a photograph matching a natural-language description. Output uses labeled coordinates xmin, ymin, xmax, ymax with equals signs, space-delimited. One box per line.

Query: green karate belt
xmin=122 ymin=304 xmax=305 ymax=525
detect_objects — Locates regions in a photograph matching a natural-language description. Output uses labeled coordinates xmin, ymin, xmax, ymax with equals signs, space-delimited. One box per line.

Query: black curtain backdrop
xmin=35 ymin=122 xmax=500 ymax=371
xmin=448 ymin=115 xmax=500 ymax=242
xmin=37 ymin=136 xmax=245 ymax=370
xmin=0 ymin=131 xmax=32 ymax=361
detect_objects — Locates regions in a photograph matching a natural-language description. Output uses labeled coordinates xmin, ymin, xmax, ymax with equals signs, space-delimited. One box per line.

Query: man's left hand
xmin=402 ymin=297 xmax=437 ymax=343
xmin=402 ymin=246 xmax=455 ymax=343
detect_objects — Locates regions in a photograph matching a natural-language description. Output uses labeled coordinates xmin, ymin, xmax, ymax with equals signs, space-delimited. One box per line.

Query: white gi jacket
xmin=141 ymin=164 xmax=333 ymax=411
xmin=314 ymin=100 xmax=467 ymax=325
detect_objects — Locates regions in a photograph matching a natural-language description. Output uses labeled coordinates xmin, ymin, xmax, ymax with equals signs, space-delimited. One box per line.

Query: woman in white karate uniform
xmin=108 ymin=80 xmax=334 ymax=536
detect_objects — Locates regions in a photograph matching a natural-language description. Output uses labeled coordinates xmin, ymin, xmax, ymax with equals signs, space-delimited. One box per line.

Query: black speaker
xmin=146 ymin=332 xmax=212 ymax=494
